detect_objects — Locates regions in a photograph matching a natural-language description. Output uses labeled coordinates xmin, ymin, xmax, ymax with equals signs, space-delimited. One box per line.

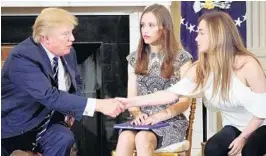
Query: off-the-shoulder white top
xmin=167 ymin=74 xmax=266 ymax=131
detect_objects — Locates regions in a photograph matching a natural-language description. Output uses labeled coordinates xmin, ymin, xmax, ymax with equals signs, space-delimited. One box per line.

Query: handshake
xmin=95 ymin=98 xmax=131 ymax=118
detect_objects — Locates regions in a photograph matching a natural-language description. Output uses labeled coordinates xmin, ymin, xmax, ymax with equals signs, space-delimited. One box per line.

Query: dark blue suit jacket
xmin=1 ymin=37 xmax=87 ymax=139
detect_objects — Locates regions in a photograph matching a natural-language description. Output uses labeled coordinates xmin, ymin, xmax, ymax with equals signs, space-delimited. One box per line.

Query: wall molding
xmin=1 ymin=1 xmax=171 ymax=7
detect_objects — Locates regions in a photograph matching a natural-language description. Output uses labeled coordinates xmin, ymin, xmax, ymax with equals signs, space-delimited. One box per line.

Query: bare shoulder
xmin=180 ymin=59 xmax=192 ymax=71
xmin=236 ymin=55 xmax=266 ymax=92
xmin=180 ymin=60 xmax=192 ymax=78
xmin=183 ymin=61 xmax=197 ymax=82
xmin=236 ymin=55 xmax=263 ymax=75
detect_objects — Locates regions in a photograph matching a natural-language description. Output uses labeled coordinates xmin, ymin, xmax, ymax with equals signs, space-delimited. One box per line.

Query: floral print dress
xmin=127 ymin=50 xmax=192 ymax=148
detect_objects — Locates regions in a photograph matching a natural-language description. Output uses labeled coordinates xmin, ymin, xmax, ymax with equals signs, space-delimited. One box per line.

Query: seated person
xmin=115 ymin=4 xmax=192 ymax=156
xmin=1 ymin=8 xmax=123 ymax=156
xmin=116 ymin=11 xmax=266 ymax=156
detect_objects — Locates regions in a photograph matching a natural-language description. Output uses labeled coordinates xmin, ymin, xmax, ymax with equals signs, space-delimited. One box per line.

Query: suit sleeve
xmin=9 ymin=52 xmax=87 ymax=120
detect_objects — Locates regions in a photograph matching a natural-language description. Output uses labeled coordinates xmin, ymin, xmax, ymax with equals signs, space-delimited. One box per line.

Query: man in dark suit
xmin=1 ymin=8 xmax=124 ymax=156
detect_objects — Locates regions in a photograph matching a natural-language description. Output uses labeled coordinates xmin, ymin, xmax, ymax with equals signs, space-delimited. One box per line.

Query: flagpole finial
xmin=204 ymin=1 xmax=215 ymax=10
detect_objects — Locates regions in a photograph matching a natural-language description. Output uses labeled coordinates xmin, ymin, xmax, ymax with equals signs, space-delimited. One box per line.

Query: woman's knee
xmin=135 ymin=131 xmax=157 ymax=149
xmin=204 ymin=139 xmax=219 ymax=155
xmin=117 ymin=130 xmax=136 ymax=145
xmin=242 ymin=126 xmax=266 ymax=156
xmin=205 ymin=126 xmax=239 ymax=156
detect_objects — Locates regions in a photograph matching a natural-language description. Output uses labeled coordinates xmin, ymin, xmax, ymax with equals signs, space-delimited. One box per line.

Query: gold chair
xmin=112 ymin=98 xmax=197 ymax=156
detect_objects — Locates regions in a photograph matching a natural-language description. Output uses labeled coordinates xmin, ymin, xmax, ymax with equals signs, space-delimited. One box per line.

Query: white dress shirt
xmin=42 ymin=45 xmax=96 ymax=117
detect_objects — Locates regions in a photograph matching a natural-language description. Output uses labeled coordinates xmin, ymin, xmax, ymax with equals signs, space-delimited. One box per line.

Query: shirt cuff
xmin=83 ymin=98 xmax=96 ymax=117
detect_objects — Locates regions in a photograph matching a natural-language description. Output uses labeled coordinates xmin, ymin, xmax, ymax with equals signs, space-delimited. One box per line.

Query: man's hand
xmin=95 ymin=99 xmax=125 ymax=118
xmin=115 ymin=97 xmax=131 ymax=109
xmin=64 ymin=116 xmax=75 ymax=128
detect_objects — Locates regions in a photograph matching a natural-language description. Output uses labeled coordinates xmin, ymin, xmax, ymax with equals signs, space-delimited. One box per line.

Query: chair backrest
xmin=185 ymin=98 xmax=197 ymax=156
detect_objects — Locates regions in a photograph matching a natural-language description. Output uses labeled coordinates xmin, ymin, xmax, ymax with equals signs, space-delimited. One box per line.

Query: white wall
xmin=247 ymin=1 xmax=266 ymax=70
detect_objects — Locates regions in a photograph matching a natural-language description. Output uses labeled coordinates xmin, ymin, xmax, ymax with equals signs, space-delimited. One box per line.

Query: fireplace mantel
xmin=1 ymin=1 xmax=171 ymax=7
xmin=1 ymin=1 xmax=172 ymax=53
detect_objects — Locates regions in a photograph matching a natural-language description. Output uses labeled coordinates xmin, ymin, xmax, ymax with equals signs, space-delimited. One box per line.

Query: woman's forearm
xmin=146 ymin=100 xmax=190 ymax=123
xmin=165 ymin=100 xmax=190 ymax=117
xmin=128 ymin=107 xmax=142 ymax=118
xmin=239 ymin=116 xmax=265 ymax=139
xmin=127 ymin=92 xmax=142 ymax=117
xmin=128 ymin=91 xmax=179 ymax=107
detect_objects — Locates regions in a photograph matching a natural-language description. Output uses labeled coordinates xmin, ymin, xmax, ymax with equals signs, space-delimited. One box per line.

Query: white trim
xmin=1 ymin=12 xmax=132 ymax=16
xmin=1 ymin=1 xmax=172 ymax=55
xmin=129 ymin=12 xmax=141 ymax=53
xmin=247 ymin=1 xmax=266 ymax=70
xmin=1 ymin=7 xmax=138 ymax=16
xmin=1 ymin=1 xmax=172 ymax=7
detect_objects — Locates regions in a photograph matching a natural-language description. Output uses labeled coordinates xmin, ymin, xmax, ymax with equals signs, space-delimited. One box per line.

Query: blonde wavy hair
xmin=32 ymin=8 xmax=78 ymax=43
xmin=195 ymin=11 xmax=261 ymax=101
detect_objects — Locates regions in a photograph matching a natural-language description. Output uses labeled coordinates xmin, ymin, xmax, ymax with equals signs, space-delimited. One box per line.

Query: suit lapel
xmin=61 ymin=56 xmax=77 ymax=91
xmin=33 ymin=38 xmax=76 ymax=90
xmin=37 ymin=44 xmax=54 ymax=81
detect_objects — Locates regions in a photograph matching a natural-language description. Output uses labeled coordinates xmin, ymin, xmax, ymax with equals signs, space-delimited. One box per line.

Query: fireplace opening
xmin=74 ymin=42 xmax=102 ymax=98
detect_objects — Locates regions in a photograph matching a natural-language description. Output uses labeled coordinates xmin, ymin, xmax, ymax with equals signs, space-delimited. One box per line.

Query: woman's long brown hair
xmin=135 ymin=4 xmax=181 ymax=79
xmin=195 ymin=11 xmax=261 ymax=101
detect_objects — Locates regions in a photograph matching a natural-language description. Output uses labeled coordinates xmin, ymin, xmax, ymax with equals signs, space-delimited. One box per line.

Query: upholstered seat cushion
xmin=154 ymin=140 xmax=190 ymax=153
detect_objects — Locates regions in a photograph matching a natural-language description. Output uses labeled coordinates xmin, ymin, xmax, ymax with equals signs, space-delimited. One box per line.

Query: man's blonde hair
xmin=32 ymin=8 xmax=78 ymax=43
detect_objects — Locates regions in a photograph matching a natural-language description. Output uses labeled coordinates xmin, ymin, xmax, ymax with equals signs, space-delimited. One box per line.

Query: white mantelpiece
xmin=1 ymin=1 xmax=171 ymax=53
xmin=1 ymin=1 xmax=171 ymax=7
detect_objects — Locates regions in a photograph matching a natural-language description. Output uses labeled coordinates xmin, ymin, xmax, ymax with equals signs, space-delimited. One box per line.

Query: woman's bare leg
xmin=116 ymin=130 xmax=137 ymax=156
xmin=135 ymin=131 xmax=157 ymax=156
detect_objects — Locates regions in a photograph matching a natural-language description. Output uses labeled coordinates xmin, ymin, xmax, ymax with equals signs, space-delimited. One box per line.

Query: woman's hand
xmin=228 ymin=136 xmax=246 ymax=156
xmin=142 ymin=113 xmax=162 ymax=125
xmin=115 ymin=97 xmax=130 ymax=109
xmin=131 ymin=113 xmax=148 ymax=125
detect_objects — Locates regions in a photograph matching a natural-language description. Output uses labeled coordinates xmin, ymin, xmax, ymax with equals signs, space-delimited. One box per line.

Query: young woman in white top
xmin=116 ymin=11 xmax=266 ymax=156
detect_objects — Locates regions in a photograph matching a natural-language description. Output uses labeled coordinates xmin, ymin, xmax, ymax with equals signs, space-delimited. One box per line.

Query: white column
xmin=247 ymin=1 xmax=266 ymax=70
xmin=129 ymin=12 xmax=141 ymax=53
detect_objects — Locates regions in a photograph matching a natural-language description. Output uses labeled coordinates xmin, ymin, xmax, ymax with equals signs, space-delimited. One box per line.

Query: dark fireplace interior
xmin=2 ymin=15 xmax=130 ymax=156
